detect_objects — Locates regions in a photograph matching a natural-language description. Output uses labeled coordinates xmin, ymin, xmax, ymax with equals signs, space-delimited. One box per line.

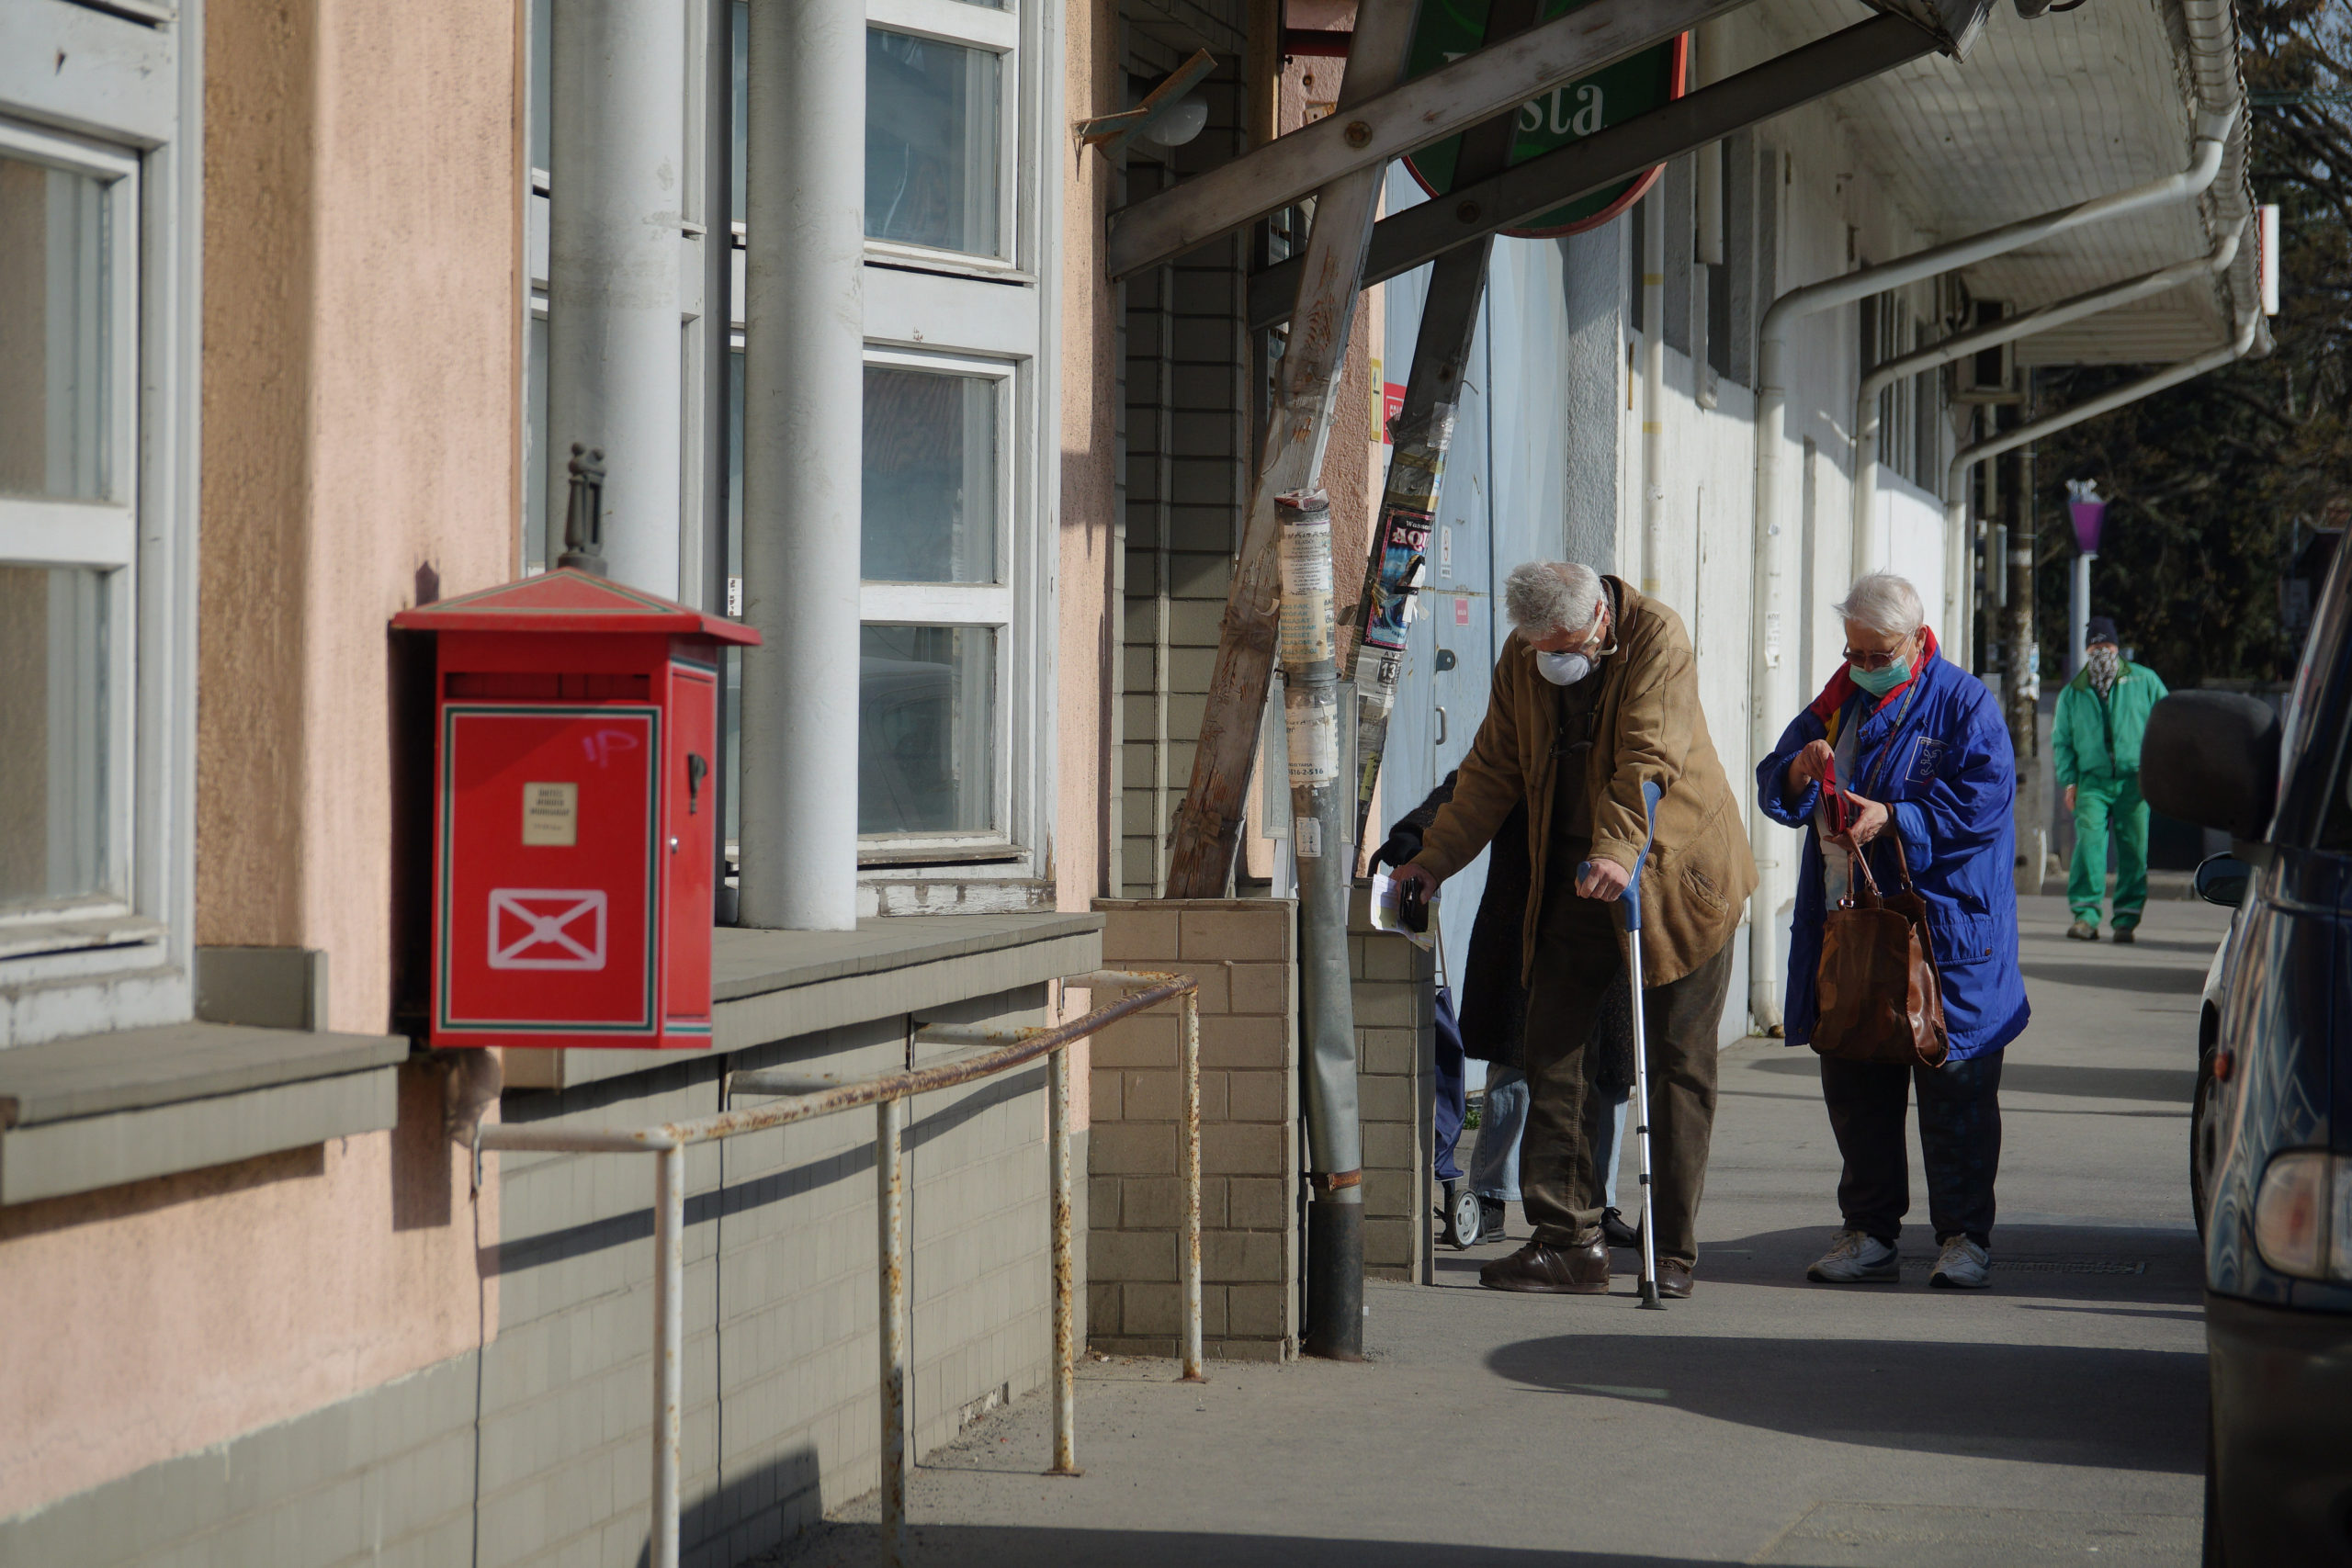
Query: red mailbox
xmin=394 ymin=570 xmax=760 ymax=1050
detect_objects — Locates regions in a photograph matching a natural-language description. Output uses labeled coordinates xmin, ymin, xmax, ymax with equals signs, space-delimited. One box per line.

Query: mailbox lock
xmin=669 ymin=836 xmax=682 ymax=854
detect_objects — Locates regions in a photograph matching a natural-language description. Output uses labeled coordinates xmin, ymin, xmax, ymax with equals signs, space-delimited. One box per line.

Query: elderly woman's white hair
xmin=1833 ymin=571 xmax=1927 ymax=638
xmin=1503 ymin=560 xmax=1604 ymax=639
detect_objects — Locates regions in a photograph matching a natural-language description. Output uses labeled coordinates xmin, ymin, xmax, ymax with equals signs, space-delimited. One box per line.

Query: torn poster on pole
xmin=1346 ymin=502 xmax=1431 ymax=847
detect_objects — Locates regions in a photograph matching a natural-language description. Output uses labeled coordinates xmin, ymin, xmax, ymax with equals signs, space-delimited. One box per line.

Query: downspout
xmin=1942 ymin=310 xmax=2261 ymax=570
xmin=1742 ymin=107 xmax=2233 ymax=1030
xmin=1642 ymin=189 xmax=1668 ymax=592
xmin=1855 ymin=219 xmax=2245 ymax=658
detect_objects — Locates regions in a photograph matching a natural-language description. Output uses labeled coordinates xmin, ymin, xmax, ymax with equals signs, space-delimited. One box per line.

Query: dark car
xmin=2143 ymin=552 xmax=2352 ymax=1566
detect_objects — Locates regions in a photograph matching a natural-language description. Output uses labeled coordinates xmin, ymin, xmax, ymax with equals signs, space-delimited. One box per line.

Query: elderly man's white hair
xmin=1834 ymin=571 xmax=1927 ymax=638
xmin=1503 ymin=561 xmax=1604 ymax=639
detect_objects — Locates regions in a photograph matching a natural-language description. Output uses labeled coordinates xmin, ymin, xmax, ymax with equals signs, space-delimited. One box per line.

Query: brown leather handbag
xmin=1813 ymin=833 xmax=1951 ymax=1069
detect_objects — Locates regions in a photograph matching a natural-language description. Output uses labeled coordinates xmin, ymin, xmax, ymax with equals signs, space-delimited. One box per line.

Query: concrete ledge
xmin=0 ymin=1021 xmax=408 ymax=1205
xmin=506 ymin=912 xmax=1106 ymax=1090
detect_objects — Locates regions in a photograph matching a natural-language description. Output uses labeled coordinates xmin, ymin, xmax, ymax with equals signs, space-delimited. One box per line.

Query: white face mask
xmin=1536 ymin=649 xmax=1591 ymax=686
xmin=1533 ymin=607 xmax=1612 ymax=686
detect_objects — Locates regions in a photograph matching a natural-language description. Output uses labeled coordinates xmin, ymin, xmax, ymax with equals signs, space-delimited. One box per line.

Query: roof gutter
xmin=1742 ymin=110 xmax=2231 ymax=1030
xmin=1859 ymin=217 xmax=2246 ymax=649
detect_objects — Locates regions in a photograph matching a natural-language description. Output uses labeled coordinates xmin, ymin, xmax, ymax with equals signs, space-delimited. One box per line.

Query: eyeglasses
xmin=1840 ymin=643 xmax=1910 ymax=671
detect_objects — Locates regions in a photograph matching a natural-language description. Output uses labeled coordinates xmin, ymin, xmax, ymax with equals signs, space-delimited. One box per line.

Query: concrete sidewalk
xmin=757 ymin=894 xmax=2227 ymax=1567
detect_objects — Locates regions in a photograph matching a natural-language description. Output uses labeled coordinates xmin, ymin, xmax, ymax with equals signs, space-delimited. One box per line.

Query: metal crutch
xmin=1592 ymin=781 xmax=1668 ymax=1309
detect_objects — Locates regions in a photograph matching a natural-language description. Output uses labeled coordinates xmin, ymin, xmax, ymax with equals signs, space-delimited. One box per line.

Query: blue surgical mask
xmin=1849 ymin=655 xmax=1912 ymax=696
xmin=1536 ymin=649 xmax=1591 ymax=686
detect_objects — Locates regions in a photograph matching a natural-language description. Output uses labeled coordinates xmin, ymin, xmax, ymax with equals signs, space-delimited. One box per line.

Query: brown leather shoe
xmin=1653 ymin=1258 xmax=1694 ymax=1300
xmin=1478 ymin=1229 xmax=1610 ymax=1294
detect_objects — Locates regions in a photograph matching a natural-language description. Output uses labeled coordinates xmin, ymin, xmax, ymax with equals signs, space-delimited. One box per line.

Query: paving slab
xmin=752 ymin=894 xmax=2228 ymax=1567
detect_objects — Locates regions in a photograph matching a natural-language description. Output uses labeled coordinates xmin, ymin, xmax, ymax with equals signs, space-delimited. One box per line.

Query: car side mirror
xmin=2193 ymin=852 xmax=2252 ymax=908
xmin=2141 ymin=693 xmax=2280 ymax=842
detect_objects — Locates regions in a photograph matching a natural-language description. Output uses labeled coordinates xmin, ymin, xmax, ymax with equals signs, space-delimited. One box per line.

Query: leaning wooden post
xmin=1160 ymin=0 xmax=1421 ymax=897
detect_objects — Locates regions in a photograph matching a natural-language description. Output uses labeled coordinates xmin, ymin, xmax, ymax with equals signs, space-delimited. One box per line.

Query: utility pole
xmin=1277 ymin=491 xmax=1363 ymax=1361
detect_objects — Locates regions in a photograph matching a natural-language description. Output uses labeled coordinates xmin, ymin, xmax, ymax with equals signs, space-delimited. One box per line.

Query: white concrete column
xmin=1557 ymin=223 xmax=1623 ymax=570
xmin=737 ymin=0 xmax=864 ymax=931
xmin=548 ymin=0 xmax=687 ymax=597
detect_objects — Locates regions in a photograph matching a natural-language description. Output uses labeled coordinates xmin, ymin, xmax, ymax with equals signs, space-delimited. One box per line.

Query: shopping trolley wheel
xmin=1443 ymin=1179 xmax=1482 ymax=1249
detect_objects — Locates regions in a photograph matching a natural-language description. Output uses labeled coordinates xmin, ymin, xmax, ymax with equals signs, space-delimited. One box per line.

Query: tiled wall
xmin=0 ymin=988 xmax=1071 ymax=1568
xmin=1350 ymin=890 xmax=1436 ymax=1282
xmin=1085 ymin=899 xmax=1299 ymax=1360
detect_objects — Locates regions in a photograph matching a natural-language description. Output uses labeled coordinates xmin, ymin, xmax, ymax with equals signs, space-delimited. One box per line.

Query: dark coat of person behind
xmin=1383 ymin=774 xmax=1631 ymax=1091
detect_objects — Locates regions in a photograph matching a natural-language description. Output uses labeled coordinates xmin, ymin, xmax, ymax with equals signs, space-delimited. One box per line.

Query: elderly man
xmin=1391 ymin=562 xmax=1755 ymax=1297
xmin=2054 ymin=616 xmax=2168 ymax=943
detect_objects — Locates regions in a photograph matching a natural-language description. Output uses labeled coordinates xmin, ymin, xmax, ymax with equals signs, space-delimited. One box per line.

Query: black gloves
xmin=1367 ymin=827 xmax=1424 ymax=874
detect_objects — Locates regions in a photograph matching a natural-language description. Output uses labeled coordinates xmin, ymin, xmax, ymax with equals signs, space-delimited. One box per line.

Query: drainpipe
xmin=547 ymin=0 xmax=687 ymax=596
xmin=1742 ymin=108 xmax=2232 ymax=1030
xmin=1854 ymin=220 xmax=2245 ymax=655
xmin=1641 ymin=190 xmax=1668 ymax=592
xmin=738 ymin=0 xmax=865 ymax=931
xmin=1942 ymin=310 xmax=2260 ymax=567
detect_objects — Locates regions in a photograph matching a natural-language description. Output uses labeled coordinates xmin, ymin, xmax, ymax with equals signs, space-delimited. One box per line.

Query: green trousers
xmin=2068 ymin=773 xmax=2149 ymax=931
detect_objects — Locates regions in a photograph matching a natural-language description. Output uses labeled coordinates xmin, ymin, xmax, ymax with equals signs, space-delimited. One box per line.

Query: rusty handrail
xmin=473 ymin=966 xmax=1203 ymax=1568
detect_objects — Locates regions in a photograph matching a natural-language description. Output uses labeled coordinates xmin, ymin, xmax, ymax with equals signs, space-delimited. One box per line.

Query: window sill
xmin=504 ymin=909 xmax=1103 ymax=1092
xmin=0 ymin=1021 xmax=408 ymax=1206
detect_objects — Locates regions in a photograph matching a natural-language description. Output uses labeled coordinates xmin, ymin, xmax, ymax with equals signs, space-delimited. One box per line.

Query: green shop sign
xmin=1400 ymin=0 xmax=1686 ymax=237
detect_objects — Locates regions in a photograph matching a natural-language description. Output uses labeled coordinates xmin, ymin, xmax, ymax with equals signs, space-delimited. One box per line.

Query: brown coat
xmin=1408 ymin=579 xmax=1757 ymax=987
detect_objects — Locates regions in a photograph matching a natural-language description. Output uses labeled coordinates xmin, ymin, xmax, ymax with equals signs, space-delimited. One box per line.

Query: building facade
xmin=1 ymin=0 xmax=2256 ymax=1561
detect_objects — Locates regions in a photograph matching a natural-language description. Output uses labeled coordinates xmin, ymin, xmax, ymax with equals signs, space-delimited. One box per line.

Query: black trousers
xmin=1819 ymin=1052 xmax=2006 ymax=1247
xmin=1520 ymin=891 xmax=1732 ymax=1267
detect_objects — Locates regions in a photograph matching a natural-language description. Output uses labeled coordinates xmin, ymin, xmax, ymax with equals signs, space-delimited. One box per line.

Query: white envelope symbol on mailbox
xmin=488 ymin=888 xmax=609 ymax=971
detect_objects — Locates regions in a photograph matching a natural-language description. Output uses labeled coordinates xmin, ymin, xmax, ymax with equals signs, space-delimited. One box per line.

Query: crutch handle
xmin=1622 ymin=780 xmax=1662 ymax=933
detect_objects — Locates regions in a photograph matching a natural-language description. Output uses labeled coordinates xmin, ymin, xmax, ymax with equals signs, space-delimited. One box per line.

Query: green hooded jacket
xmin=2052 ymin=660 xmax=2169 ymax=785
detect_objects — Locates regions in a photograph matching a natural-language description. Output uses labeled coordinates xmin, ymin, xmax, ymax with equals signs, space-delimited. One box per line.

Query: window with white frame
xmin=0 ymin=3 xmax=198 ymax=1041
xmin=525 ymin=0 xmax=1053 ymax=886
xmin=0 ymin=130 xmax=133 ymax=919
xmin=726 ymin=0 xmax=1051 ymax=874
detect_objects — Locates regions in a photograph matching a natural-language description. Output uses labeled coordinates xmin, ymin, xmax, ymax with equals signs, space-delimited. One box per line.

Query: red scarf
xmin=1807 ymin=626 xmax=1939 ymax=724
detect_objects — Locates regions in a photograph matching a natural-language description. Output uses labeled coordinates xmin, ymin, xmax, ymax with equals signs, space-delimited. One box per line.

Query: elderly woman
xmin=1756 ymin=572 xmax=2030 ymax=1290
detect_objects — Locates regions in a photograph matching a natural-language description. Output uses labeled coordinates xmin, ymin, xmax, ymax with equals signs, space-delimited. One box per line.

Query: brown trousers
xmin=1520 ymin=888 xmax=1733 ymax=1268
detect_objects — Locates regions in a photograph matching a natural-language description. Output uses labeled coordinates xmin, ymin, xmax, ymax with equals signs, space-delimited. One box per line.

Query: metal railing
xmin=472 ymin=968 xmax=1204 ymax=1568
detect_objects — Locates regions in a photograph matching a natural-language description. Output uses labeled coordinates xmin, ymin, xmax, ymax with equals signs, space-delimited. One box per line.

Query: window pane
xmin=529 ymin=0 xmax=552 ymax=173
xmin=865 ymin=29 xmax=1002 ymax=257
xmin=860 ymin=625 xmax=995 ymax=836
xmin=0 ymin=565 xmax=108 ymax=908
xmin=0 ymin=156 xmax=112 ymax=502
xmin=525 ymin=313 xmax=549 ymax=571
xmin=731 ymin=0 xmax=748 ymax=226
xmin=864 ymin=366 xmax=998 ymax=582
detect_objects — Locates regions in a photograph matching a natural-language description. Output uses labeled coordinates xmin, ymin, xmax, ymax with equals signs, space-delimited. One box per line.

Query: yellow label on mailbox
xmin=523 ymin=781 xmax=578 ymax=845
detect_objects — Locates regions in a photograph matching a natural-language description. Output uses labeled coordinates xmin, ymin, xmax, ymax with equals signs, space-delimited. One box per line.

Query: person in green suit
xmin=2053 ymin=616 xmax=2168 ymax=942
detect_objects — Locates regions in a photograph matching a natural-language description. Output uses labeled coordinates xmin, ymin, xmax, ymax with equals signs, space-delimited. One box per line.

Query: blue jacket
xmin=1755 ymin=644 xmax=2030 ymax=1061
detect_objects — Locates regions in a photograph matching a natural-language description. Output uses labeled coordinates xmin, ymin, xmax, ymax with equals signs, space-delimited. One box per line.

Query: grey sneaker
xmin=1806 ymin=1228 xmax=1899 ymax=1283
xmin=1929 ymin=1235 xmax=1991 ymax=1289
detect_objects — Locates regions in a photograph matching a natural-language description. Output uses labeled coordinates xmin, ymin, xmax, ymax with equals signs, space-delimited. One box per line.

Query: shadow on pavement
xmin=1486 ymin=1330 xmax=2203 ymax=1474
xmin=766 ymin=1525 xmax=1730 ymax=1567
xmin=1437 ymin=1224 xmax=2204 ymax=1307
xmin=1742 ymin=1054 xmax=2196 ymax=1103
xmin=2018 ymin=959 xmax=2206 ymax=994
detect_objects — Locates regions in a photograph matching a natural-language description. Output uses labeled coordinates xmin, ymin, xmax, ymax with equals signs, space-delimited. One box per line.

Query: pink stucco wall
xmin=0 ymin=1067 xmax=497 ymax=1517
xmin=0 ymin=0 xmax=521 ymax=1520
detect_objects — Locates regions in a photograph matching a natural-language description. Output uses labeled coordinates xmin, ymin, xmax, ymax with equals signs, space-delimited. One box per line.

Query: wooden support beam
xmin=1106 ymin=0 xmax=1751 ymax=280
xmin=1249 ymin=13 xmax=1936 ymax=329
xmin=1159 ymin=0 xmax=1419 ymax=898
xmin=1337 ymin=0 xmax=1543 ymax=853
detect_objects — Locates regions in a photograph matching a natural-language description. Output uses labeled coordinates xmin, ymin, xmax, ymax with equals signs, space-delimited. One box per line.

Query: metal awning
xmin=1724 ymin=0 xmax=2256 ymax=362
